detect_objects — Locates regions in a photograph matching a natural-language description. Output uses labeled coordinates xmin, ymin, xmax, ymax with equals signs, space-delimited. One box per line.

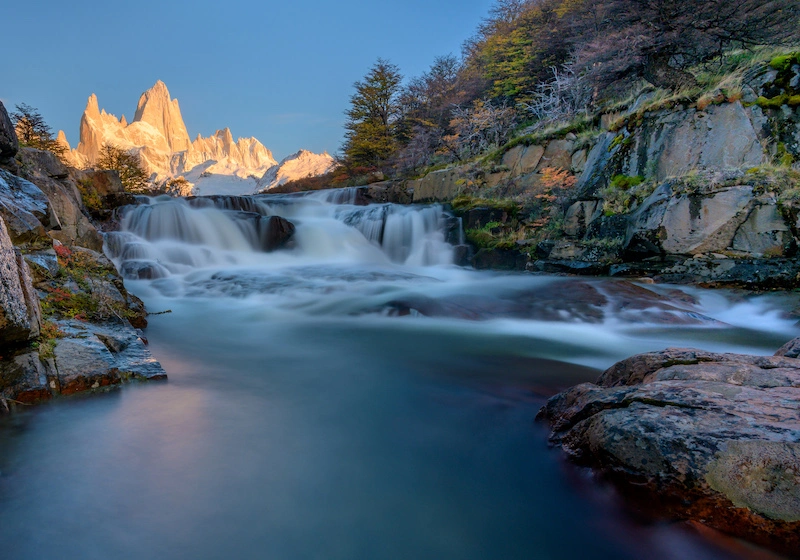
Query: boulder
xmin=564 ymin=200 xmax=601 ymax=238
xmin=471 ymin=248 xmax=528 ymax=270
xmin=0 ymin=169 xmax=52 ymax=243
xmin=626 ymin=184 xmax=762 ymax=256
xmin=535 ymin=139 xmax=574 ymax=171
xmin=16 ymin=150 xmax=104 ymax=251
xmin=18 ymin=147 xmax=68 ymax=179
xmin=0 ymin=101 xmax=18 ymax=161
xmin=0 ymin=215 xmax=41 ymax=346
xmin=362 ymin=181 xmax=412 ymax=204
xmin=502 ymin=144 xmax=545 ymax=175
xmin=462 ymin=207 xmax=509 ymax=230
xmin=260 ymin=216 xmax=296 ymax=251
xmin=732 ymin=201 xmax=792 ymax=256
xmin=537 ymin=344 xmax=800 ymax=555
xmin=51 ymin=320 xmax=167 ymax=396
xmin=570 ymin=149 xmax=588 ymax=174
xmin=0 ymin=351 xmax=53 ymax=406
xmin=410 ymin=167 xmax=467 ymax=203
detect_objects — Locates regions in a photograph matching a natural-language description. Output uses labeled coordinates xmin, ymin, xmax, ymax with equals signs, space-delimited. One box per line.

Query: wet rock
xmin=462 ymin=207 xmax=509 ymax=230
xmin=538 ymin=343 xmax=800 ymax=555
xmin=52 ymin=321 xmax=166 ymax=396
xmin=471 ymin=248 xmax=528 ymax=270
xmin=452 ymin=244 xmax=473 ymax=267
xmin=120 ymin=260 xmax=170 ymax=280
xmin=0 ymin=351 xmax=53 ymax=406
xmin=53 ymin=337 xmax=121 ymax=394
xmin=362 ymin=181 xmax=413 ymax=205
xmin=0 ymin=101 xmax=18 ymax=161
xmin=260 ymin=216 xmax=296 ymax=251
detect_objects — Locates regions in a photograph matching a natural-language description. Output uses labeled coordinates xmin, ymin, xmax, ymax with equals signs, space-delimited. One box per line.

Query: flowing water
xmin=1 ymin=190 xmax=798 ymax=559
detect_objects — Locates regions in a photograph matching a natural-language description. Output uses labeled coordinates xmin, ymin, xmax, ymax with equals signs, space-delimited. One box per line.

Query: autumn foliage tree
xmin=96 ymin=144 xmax=150 ymax=193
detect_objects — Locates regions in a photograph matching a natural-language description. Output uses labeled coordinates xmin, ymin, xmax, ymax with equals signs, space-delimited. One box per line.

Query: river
xmin=0 ymin=191 xmax=796 ymax=559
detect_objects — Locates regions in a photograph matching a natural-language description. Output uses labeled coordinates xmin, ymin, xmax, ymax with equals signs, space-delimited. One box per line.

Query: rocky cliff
xmin=370 ymin=55 xmax=800 ymax=286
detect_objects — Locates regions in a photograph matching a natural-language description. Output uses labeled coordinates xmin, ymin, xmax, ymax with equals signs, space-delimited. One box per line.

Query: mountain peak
xmin=133 ymin=80 xmax=191 ymax=152
xmin=85 ymin=94 xmax=100 ymax=118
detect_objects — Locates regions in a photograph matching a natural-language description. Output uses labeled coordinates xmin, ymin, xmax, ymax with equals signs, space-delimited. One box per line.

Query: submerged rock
xmin=537 ymin=343 xmax=800 ymax=555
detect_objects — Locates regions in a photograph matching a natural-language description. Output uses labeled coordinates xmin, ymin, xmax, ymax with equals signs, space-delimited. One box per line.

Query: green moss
xmin=769 ymin=53 xmax=798 ymax=72
xmin=451 ymin=195 xmax=520 ymax=217
xmin=610 ymin=174 xmax=644 ymax=190
xmin=600 ymin=176 xmax=655 ymax=216
xmin=76 ymin=179 xmax=103 ymax=214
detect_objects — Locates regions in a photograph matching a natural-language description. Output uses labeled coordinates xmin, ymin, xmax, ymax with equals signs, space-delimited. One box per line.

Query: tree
xmin=96 ymin=144 xmax=150 ymax=193
xmin=342 ymin=59 xmax=404 ymax=169
xmin=572 ymin=0 xmax=800 ymax=92
xmin=10 ymin=103 xmax=67 ymax=158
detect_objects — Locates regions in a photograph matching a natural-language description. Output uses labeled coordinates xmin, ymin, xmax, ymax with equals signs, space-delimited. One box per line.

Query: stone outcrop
xmin=0 ymin=168 xmax=54 ymax=243
xmin=0 ymin=101 xmax=18 ymax=162
xmin=409 ymin=168 xmax=468 ymax=203
xmin=0 ymin=215 xmax=41 ymax=345
xmin=16 ymin=148 xmax=103 ymax=251
xmin=537 ymin=343 xmax=800 ymax=555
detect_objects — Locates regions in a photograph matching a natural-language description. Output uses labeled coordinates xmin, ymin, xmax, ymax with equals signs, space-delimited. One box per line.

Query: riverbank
xmin=0 ymin=101 xmax=166 ymax=411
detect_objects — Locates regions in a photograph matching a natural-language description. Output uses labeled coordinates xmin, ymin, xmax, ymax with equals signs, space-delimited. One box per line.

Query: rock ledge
xmin=537 ymin=342 xmax=800 ymax=555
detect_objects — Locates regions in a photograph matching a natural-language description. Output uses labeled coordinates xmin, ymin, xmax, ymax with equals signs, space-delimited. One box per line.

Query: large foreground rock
xmin=0 ymin=215 xmax=41 ymax=345
xmin=537 ymin=343 xmax=800 ymax=555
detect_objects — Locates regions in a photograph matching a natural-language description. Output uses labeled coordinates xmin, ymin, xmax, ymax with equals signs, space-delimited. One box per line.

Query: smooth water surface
xmin=1 ymin=191 xmax=796 ymax=559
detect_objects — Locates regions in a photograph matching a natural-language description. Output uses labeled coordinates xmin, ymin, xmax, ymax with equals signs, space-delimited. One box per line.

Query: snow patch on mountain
xmin=257 ymin=150 xmax=337 ymax=192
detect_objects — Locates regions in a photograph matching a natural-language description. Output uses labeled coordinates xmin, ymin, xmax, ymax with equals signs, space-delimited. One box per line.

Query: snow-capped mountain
xmin=58 ymin=81 xmax=334 ymax=195
xmin=257 ymin=150 xmax=337 ymax=192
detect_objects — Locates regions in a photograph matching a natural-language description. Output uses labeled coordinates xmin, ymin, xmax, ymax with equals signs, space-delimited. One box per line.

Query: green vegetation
xmin=31 ymin=320 xmax=66 ymax=360
xmin=76 ymin=178 xmax=103 ymax=214
xmin=40 ymin=246 xmax=137 ymax=323
xmin=464 ymin=222 xmax=518 ymax=251
xmin=96 ymin=144 xmax=150 ymax=193
xmin=600 ymin=175 xmax=655 ymax=216
xmin=451 ymin=194 xmax=520 ymax=217
xmin=9 ymin=103 xmax=67 ymax=161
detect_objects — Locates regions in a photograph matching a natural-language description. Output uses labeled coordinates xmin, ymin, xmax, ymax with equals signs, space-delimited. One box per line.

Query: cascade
xmin=107 ymin=191 xmax=460 ymax=286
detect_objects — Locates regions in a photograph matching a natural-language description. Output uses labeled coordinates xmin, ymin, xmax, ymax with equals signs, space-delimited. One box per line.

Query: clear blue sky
xmin=3 ymin=0 xmax=492 ymax=161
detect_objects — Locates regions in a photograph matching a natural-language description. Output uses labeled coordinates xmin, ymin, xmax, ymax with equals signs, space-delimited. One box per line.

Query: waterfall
xmin=107 ymin=191 xmax=460 ymax=285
